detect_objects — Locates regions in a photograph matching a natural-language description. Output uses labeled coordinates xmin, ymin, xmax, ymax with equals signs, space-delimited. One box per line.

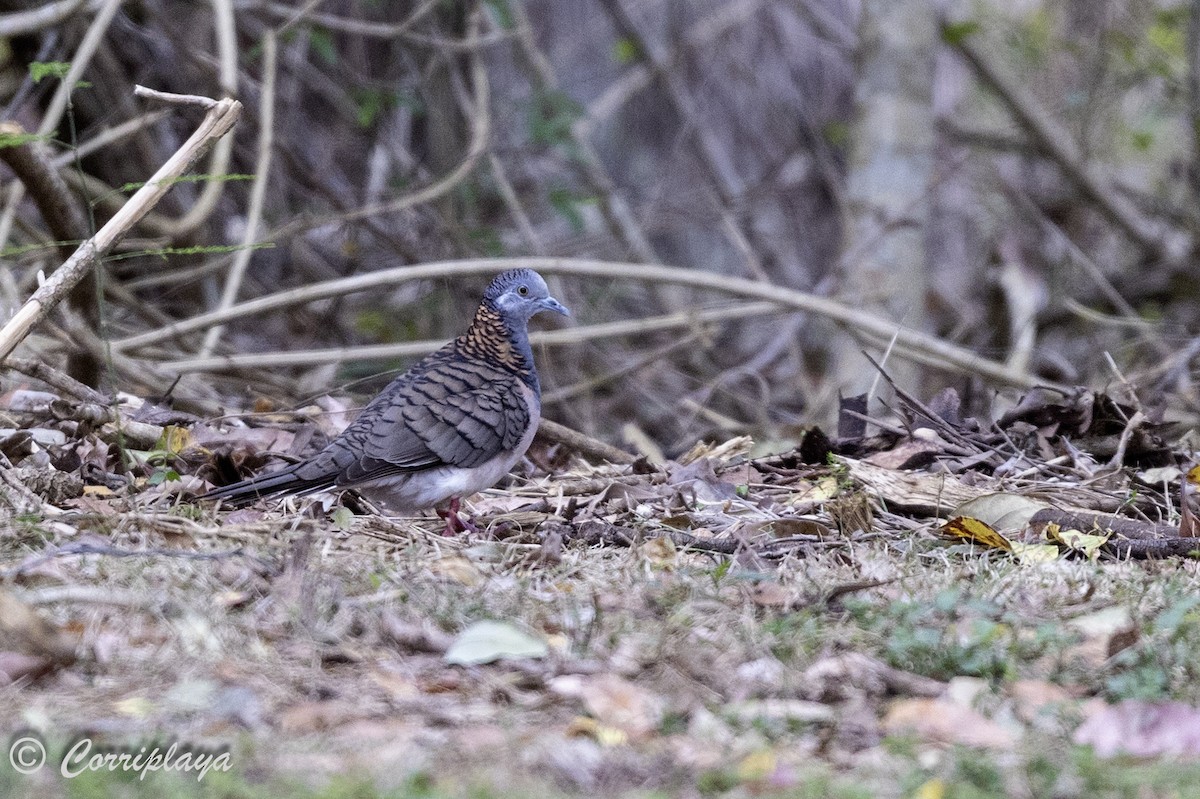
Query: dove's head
xmin=486 ymin=269 xmax=570 ymax=322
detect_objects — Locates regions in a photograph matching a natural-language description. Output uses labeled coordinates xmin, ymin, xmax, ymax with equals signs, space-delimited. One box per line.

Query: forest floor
xmin=3 ymin=383 xmax=1200 ymax=798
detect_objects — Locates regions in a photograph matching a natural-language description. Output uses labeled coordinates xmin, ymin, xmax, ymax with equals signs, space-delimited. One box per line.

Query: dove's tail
xmin=198 ymin=464 xmax=334 ymax=506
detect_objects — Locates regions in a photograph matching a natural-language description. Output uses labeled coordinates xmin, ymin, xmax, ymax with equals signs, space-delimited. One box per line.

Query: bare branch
xmin=143 ymin=301 xmax=784 ymax=372
xmin=0 ymin=94 xmax=243 ymax=364
xmin=946 ymin=20 xmax=1189 ymax=265
xmin=198 ymin=31 xmax=277 ymax=356
xmin=112 ymin=257 xmax=1064 ymax=391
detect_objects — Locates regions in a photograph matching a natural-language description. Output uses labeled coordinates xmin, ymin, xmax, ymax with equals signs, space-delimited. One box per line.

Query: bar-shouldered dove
xmin=201 ymin=269 xmax=568 ymax=531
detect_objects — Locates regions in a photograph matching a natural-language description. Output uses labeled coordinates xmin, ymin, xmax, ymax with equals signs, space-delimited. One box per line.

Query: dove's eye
xmin=517 ymin=285 xmax=529 ymax=296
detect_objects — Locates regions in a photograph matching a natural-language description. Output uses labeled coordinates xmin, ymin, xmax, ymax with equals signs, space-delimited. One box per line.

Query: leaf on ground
xmin=579 ymin=673 xmax=664 ymax=739
xmin=1009 ymin=541 xmax=1060 ymax=564
xmin=750 ymin=581 xmax=792 ymax=608
xmin=864 ymin=438 xmax=941 ymax=470
xmin=1010 ymin=679 xmax=1075 ymax=724
xmin=1074 ymin=700 xmax=1200 ymax=758
xmin=736 ymin=749 xmax=777 ymax=783
xmin=1065 ymin=606 xmax=1138 ymax=668
xmin=882 ymin=698 xmax=1018 ymax=749
xmin=914 ymin=778 xmax=947 ymax=799
xmin=430 ymin=555 xmax=485 ymax=587
xmin=639 ymin=536 xmax=677 ymax=568
xmin=1181 ymin=465 xmax=1200 ymax=538
xmin=0 ymin=589 xmax=76 ymax=665
xmin=942 ymin=516 xmax=1012 ymax=551
xmin=444 ymin=620 xmax=548 ymax=666
xmin=1048 ymin=523 xmax=1109 ymax=558
xmin=788 ymin=475 xmax=840 ymax=510
xmin=565 ymin=716 xmax=627 ymax=746
xmin=278 ymin=699 xmax=365 ymax=734
xmin=952 ymin=493 xmax=1050 ymax=532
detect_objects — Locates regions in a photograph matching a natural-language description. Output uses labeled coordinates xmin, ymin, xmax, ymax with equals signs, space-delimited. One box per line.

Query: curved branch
xmin=112 ymin=257 xmax=1064 ymax=391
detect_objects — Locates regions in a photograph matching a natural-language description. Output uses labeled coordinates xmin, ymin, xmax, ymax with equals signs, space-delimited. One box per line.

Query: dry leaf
xmin=430 ymin=555 xmax=485 ymax=587
xmin=952 ymin=493 xmax=1049 ymax=532
xmin=639 ymin=536 xmax=677 ymax=568
xmin=565 ymin=716 xmax=628 ymax=746
xmin=1047 ymin=523 xmax=1109 ymax=558
xmin=579 ymin=674 xmax=664 ymax=739
xmin=1181 ymin=465 xmax=1200 ymax=538
xmin=1010 ymin=679 xmax=1074 ymax=724
xmin=882 ymin=698 xmax=1018 ymax=749
xmin=444 ymin=620 xmax=548 ymax=666
xmin=942 ymin=516 xmax=1012 ymax=551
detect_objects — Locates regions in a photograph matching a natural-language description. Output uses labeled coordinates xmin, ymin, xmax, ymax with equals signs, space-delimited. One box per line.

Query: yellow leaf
xmin=1009 ymin=542 xmax=1060 ymax=564
xmin=791 ymin=476 xmax=840 ymax=505
xmin=565 ymin=716 xmax=628 ymax=746
xmin=82 ymin=485 xmax=113 ymax=496
xmin=942 ymin=516 xmax=1012 ymax=551
xmin=736 ymin=749 xmax=776 ymax=782
xmin=914 ymin=778 xmax=946 ymax=799
xmin=157 ymin=425 xmax=190 ymax=455
xmin=113 ymin=697 xmax=154 ymax=717
xmin=1047 ymin=523 xmax=1109 ymax=559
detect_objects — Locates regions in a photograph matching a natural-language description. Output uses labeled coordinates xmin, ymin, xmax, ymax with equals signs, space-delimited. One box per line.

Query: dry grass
xmin=5 ymin=426 xmax=1200 ymax=797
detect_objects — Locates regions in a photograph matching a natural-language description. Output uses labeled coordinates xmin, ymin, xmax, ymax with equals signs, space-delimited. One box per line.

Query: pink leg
xmin=436 ymin=497 xmax=479 ymax=536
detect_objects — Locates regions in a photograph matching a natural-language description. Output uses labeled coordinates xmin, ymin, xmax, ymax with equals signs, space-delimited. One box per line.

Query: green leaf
xmin=444 ymin=620 xmax=548 ymax=666
xmin=350 ymin=88 xmax=403 ymax=129
xmin=0 ymin=132 xmax=45 ymax=150
xmin=309 ymin=27 xmax=338 ymax=65
xmin=548 ymin=186 xmax=592 ymax=233
xmin=528 ymin=89 xmax=583 ymax=148
xmin=710 ymin=558 xmax=732 ymax=586
xmin=484 ymin=0 xmax=514 ymax=30
xmin=1148 ymin=11 xmax=1185 ymax=59
xmin=331 ymin=506 xmax=354 ymax=532
xmin=147 ymin=468 xmax=180 ymax=487
xmin=940 ymin=20 xmax=980 ymax=45
xmin=612 ymin=37 xmax=641 ymax=64
xmin=29 ymin=61 xmax=71 ymax=83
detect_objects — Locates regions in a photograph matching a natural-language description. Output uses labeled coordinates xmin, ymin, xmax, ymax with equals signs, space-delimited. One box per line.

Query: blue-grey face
xmin=490 ymin=269 xmax=570 ymax=320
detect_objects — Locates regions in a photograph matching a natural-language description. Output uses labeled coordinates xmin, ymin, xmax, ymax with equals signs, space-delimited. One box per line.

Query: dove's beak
xmin=539 ymin=296 xmax=570 ymax=317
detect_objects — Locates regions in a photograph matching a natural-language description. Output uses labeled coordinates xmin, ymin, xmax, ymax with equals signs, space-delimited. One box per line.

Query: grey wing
xmin=293 ymin=356 xmax=532 ymax=487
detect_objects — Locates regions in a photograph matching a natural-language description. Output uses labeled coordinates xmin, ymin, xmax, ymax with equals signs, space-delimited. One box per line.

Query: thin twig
xmin=0 ymin=0 xmax=122 ymax=252
xmin=537 ymin=418 xmax=636 ymax=465
xmin=150 ymin=301 xmax=783 ymax=372
xmin=0 ymin=0 xmax=88 ymax=36
xmin=0 ymin=93 xmax=243 ymax=364
xmin=331 ymin=8 xmax=489 ymax=224
xmin=199 ymin=30 xmax=277 ymax=356
xmin=3 ymin=356 xmax=108 ymax=404
xmin=113 ymin=258 xmax=1066 ymax=391
xmin=133 ymin=86 xmax=220 ymax=109
xmin=946 ymin=19 xmax=1187 ymax=265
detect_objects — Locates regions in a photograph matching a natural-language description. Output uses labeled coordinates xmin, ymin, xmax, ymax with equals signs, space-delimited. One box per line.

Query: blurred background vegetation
xmin=2 ymin=0 xmax=1199 ymax=455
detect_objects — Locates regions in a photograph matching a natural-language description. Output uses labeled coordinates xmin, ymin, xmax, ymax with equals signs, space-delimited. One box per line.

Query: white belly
xmin=355 ymin=447 xmax=528 ymax=512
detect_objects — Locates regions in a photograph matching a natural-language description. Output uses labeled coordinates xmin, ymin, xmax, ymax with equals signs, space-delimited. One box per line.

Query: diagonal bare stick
xmin=0 ymin=88 xmax=242 ymax=365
